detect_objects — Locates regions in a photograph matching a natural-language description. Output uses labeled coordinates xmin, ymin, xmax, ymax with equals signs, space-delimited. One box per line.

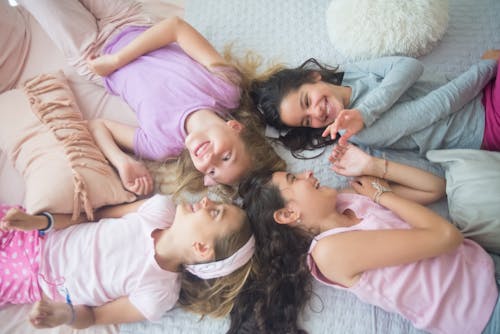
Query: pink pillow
xmin=0 ymin=71 xmax=136 ymax=220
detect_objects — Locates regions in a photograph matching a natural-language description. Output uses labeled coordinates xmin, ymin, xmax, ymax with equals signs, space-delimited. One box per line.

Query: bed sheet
xmin=1 ymin=0 xmax=498 ymax=333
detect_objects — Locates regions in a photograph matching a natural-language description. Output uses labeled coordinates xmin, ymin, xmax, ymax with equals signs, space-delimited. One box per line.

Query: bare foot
xmin=29 ymin=299 xmax=72 ymax=329
xmin=117 ymin=158 xmax=154 ymax=196
xmin=481 ymin=49 xmax=500 ymax=60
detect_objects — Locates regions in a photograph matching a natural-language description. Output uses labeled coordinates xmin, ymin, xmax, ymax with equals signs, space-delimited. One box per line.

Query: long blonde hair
xmin=178 ymin=209 xmax=254 ymax=317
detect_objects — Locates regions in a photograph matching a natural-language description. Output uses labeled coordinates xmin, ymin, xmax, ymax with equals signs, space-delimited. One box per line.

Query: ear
xmin=204 ymin=174 xmax=218 ymax=186
xmin=192 ymin=241 xmax=215 ymax=262
xmin=226 ymin=119 xmax=244 ymax=133
xmin=273 ymin=205 xmax=300 ymax=225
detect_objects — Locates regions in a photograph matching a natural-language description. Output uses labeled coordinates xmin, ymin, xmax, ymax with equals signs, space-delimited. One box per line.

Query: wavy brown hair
xmin=228 ymin=171 xmax=314 ymax=333
xmin=250 ymin=58 xmax=345 ymax=158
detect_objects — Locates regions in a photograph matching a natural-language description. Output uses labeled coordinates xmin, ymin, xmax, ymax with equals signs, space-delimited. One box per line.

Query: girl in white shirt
xmin=0 ymin=195 xmax=254 ymax=329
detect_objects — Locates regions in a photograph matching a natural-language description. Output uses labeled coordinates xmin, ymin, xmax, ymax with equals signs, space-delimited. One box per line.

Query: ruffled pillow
xmin=0 ymin=71 xmax=136 ymax=220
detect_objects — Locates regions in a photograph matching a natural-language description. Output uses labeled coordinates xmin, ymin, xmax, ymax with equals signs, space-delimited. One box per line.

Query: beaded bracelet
xmin=371 ymin=181 xmax=392 ymax=204
xmin=38 ymin=212 xmax=54 ymax=236
xmin=66 ymin=290 xmax=76 ymax=325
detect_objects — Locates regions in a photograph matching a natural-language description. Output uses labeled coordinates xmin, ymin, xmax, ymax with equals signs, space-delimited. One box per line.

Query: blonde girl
xmin=0 ymin=195 xmax=254 ymax=329
xmin=19 ymin=0 xmax=282 ymax=196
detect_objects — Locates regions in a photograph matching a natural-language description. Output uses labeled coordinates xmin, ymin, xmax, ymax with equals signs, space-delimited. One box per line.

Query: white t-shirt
xmin=38 ymin=194 xmax=181 ymax=321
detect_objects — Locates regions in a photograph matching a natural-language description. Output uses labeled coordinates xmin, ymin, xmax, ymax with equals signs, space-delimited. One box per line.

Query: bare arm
xmin=0 ymin=200 xmax=147 ymax=232
xmin=331 ymin=144 xmax=445 ymax=204
xmin=313 ymin=178 xmax=462 ymax=287
xmin=71 ymin=297 xmax=145 ymax=329
xmin=30 ymin=297 xmax=145 ymax=329
xmin=88 ymin=119 xmax=153 ymax=196
xmin=88 ymin=16 xmax=227 ymax=76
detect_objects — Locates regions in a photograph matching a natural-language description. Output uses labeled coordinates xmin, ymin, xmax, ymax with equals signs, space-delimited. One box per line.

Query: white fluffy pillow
xmin=326 ymin=0 xmax=449 ymax=61
xmin=426 ymin=149 xmax=500 ymax=253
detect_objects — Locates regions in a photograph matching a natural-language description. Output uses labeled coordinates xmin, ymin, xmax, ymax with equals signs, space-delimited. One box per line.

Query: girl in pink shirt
xmin=0 ymin=195 xmax=255 ymax=330
xmin=19 ymin=0 xmax=283 ymax=196
xmin=237 ymin=144 xmax=499 ymax=334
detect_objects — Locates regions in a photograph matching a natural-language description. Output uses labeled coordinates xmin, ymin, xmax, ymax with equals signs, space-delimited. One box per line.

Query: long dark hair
xmin=228 ymin=172 xmax=313 ymax=333
xmin=250 ymin=58 xmax=344 ymax=158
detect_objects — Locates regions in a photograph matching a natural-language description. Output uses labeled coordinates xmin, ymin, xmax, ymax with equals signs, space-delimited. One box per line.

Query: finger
xmin=321 ymin=126 xmax=331 ymax=138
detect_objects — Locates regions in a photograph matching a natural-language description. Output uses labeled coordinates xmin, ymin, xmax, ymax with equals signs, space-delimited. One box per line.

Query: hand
xmin=322 ymin=108 xmax=364 ymax=145
xmin=117 ymin=157 xmax=154 ymax=196
xmin=329 ymin=143 xmax=373 ymax=177
xmin=0 ymin=207 xmax=41 ymax=231
xmin=350 ymin=176 xmax=392 ymax=201
xmin=87 ymin=53 xmax=120 ymax=77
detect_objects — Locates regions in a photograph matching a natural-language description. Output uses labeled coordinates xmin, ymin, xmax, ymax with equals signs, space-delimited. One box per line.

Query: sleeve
xmin=128 ymin=280 xmax=180 ymax=321
xmin=345 ymin=57 xmax=424 ymax=127
xmin=350 ymin=59 xmax=498 ymax=148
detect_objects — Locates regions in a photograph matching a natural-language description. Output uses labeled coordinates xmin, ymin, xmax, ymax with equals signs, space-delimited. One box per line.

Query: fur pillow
xmin=0 ymin=71 xmax=136 ymax=220
xmin=326 ymin=0 xmax=449 ymax=61
xmin=427 ymin=149 xmax=500 ymax=253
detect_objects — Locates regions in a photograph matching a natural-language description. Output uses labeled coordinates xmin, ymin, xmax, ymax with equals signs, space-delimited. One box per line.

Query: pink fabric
xmin=0 ymin=204 xmax=43 ymax=306
xmin=17 ymin=0 xmax=151 ymax=84
xmin=308 ymin=193 xmax=498 ymax=334
xmin=38 ymin=195 xmax=181 ymax=321
xmin=482 ymin=60 xmax=500 ymax=151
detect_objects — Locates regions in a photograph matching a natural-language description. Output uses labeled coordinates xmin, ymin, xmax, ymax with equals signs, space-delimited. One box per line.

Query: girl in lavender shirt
xmin=20 ymin=0 xmax=282 ymax=196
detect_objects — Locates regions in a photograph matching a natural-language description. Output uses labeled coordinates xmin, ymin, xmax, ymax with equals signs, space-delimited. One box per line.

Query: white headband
xmin=185 ymin=236 xmax=255 ymax=279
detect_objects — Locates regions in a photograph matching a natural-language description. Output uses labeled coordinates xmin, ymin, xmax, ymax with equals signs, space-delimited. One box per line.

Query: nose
xmin=200 ymin=196 xmax=214 ymax=207
xmin=298 ymin=170 xmax=313 ymax=179
xmin=197 ymin=154 xmax=217 ymax=174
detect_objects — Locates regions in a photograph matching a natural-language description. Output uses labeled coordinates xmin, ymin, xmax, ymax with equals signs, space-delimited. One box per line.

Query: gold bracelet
xmin=371 ymin=181 xmax=392 ymax=204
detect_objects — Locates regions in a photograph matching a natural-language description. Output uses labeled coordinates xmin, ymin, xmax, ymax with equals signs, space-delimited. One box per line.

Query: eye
xmin=210 ymin=208 xmax=221 ymax=218
xmin=291 ymin=175 xmax=297 ymax=183
xmin=303 ymin=116 xmax=311 ymax=127
xmin=304 ymin=93 xmax=310 ymax=108
xmin=222 ymin=152 xmax=232 ymax=162
xmin=208 ymin=168 xmax=215 ymax=176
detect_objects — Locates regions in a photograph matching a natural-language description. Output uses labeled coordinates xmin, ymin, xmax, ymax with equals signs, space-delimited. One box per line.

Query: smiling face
xmin=174 ymin=197 xmax=246 ymax=250
xmin=271 ymin=171 xmax=337 ymax=225
xmin=279 ymin=77 xmax=348 ymax=128
xmin=185 ymin=120 xmax=252 ymax=185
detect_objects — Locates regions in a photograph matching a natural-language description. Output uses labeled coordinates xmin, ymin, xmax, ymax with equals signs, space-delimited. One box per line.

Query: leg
xmin=481 ymin=50 xmax=500 ymax=151
xmin=0 ymin=207 xmax=43 ymax=306
xmin=18 ymin=0 xmax=150 ymax=84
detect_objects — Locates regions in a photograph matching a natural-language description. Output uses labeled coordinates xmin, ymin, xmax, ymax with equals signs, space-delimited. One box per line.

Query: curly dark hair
xmin=227 ymin=172 xmax=314 ymax=334
xmin=250 ymin=58 xmax=344 ymax=158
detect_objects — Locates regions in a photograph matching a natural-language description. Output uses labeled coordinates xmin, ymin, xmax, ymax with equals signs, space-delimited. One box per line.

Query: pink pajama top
xmin=308 ymin=193 xmax=498 ymax=334
xmin=38 ymin=195 xmax=181 ymax=321
xmin=102 ymin=26 xmax=241 ymax=160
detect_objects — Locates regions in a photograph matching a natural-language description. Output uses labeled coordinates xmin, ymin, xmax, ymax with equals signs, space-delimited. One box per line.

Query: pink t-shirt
xmin=38 ymin=195 xmax=181 ymax=321
xmin=103 ymin=26 xmax=242 ymax=160
xmin=308 ymin=193 xmax=498 ymax=334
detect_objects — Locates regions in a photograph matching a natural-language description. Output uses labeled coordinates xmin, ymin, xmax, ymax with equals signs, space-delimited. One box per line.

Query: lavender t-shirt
xmin=103 ymin=26 xmax=241 ymax=160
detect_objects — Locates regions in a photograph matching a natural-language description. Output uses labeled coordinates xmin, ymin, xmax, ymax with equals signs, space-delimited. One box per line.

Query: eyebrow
xmin=218 ymin=205 xmax=226 ymax=222
xmin=299 ymin=91 xmax=305 ymax=110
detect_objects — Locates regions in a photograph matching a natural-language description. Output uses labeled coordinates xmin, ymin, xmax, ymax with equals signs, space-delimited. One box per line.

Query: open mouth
xmin=194 ymin=141 xmax=210 ymax=158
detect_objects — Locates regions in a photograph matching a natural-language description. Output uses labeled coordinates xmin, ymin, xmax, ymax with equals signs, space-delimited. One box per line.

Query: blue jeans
xmin=482 ymin=253 xmax=500 ymax=334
